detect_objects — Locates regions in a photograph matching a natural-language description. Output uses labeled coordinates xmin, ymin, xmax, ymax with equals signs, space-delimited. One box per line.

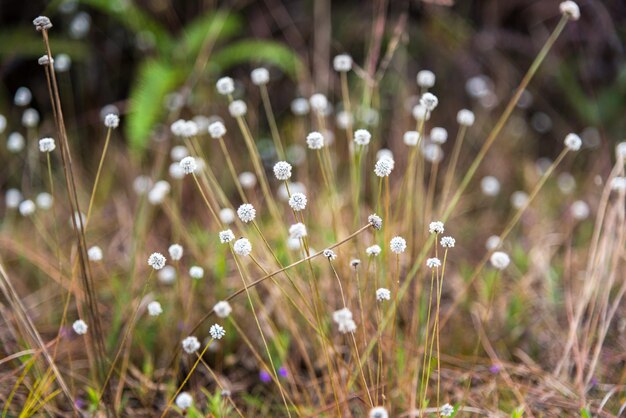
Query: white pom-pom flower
xmin=306 ymin=131 xmax=325 ymax=150
xmin=157 ymin=266 xmax=176 ymax=284
xmin=208 ymin=121 xmax=226 ymax=139
xmin=168 ymin=244 xmax=183 ymax=261
xmin=237 ymin=203 xmax=256 ymax=223
xmin=417 ymin=70 xmax=436 ymax=88
xmin=273 ymin=161 xmax=292 ymax=181
xmin=239 ymin=172 xmax=257 ymax=189
xmin=216 ymin=77 xmax=235 ymax=95
xmin=490 ymin=251 xmax=510 ymax=270
xmin=289 ymin=223 xmax=307 ymax=239
xmin=426 ymin=257 xmax=441 ymax=269
xmin=39 ymin=137 xmax=56 ymax=153
xmin=291 ymin=98 xmax=310 ymax=115
xmin=175 ymin=392 xmax=193 ymax=410
xmin=570 ymin=200 xmax=590 ymax=220
xmin=7 ymin=132 xmax=25 ymax=153
xmin=189 ymin=266 xmax=204 ymax=279
xmin=333 ymin=54 xmax=353 ymax=72
xmin=288 ymin=192 xmax=307 ymax=211
xmin=429 ymin=221 xmax=445 ymax=234
xmin=369 ymin=406 xmax=389 ymax=418
xmin=179 ymin=156 xmax=197 ymax=175
xmin=481 ymin=176 xmax=501 ymax=196
xmin=564 ymin=133 xmax=582 ymax=151
xmin=309 ymin=93 xmax=328 ymax=113
xmin=182 ymin=336 xmax=201 ymax=353
xmin=390 ymin=236 xmax=407 ymax=254
xmin=36 ymin=192 xmax=53 ymax=210
xmin=368 ymin=214 xmax=383 ymax=230
xmin=219 ymin=208 xmax=235 ymax=224
xmin=366 ymin=244 xmax=382 ymax=256
xmin=148 ymin=252 xmax=166 ymax=270
xmin=228 ymin=100 xmax=247 ymax=117
xmin=457 ymin=109 xmax=475 ymax=126
xmin=33 ymin=16 xmax=53 ymax=31
xmin=430 ymin=127 xmax=448 ymax=144
xmin=354 ymin=129 xmax=371 ymax=146
xmin=440 ymin=403 xmax=455 ymax=417
xmin=412 ymin=104 xmax=430 ymax=121
xmin=374 ymin=158 xmax=394 ymax=177
xmin=559 ymin=1 xmax=580 ymax=20
xmin=219 ymin=229 xmax=235 ymax=244
xmin=210 ymin=324 xmax=226 ymax=339
xmin=251 ymin=67 xmax=270 ymax=85
xmin=233 ymin=238 xmax=252 ymax=256
xmin=104 ymin=113 xmax=119 ymax=129
xmin=376 ymin=288 xmax=391 ymax=301
xmin=147 ymin=301 xmax=163 ymax=316
xmin=72 ymin=319 xmax=88 ymax=335
xmin=440 ymin=236 xmax=455 ymax=248
xmin=213 ymin=301 xmax=232 ymax=318
xmin=420 ymin=92 xmax=439 ymax=112
xmin=18 ymin=200 xmax=36 ymax=217
xmin=88 ymin=246 xmax=103 ymax=262
xmin=323 ymin=249 xmax=337 ymax=261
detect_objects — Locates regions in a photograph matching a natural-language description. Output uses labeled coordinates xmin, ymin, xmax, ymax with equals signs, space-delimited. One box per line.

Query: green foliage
xmin=580 ymin=407 xmax=591 ymax=418
xmin=510 ymin=407 xmax=524 ymax=418
xmin=0 ymin=28 xmax=87 ymax=59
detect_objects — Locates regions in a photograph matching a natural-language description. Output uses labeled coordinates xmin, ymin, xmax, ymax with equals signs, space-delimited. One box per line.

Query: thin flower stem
xmin=85 ymin=127 xmax=113 ymax=226
xmin=260 ymin=84 xmax=286 ymax=160
xmin=191 ymin=173 xmax=221 ymax=226
xmin=217 ymin=136 xmax=247 ymax=203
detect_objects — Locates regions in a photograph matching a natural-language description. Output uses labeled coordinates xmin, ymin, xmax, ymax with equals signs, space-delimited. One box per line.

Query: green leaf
xmin=580 ymin=408 xmax=591 ymax=418
xmin=0 ymin=28 xmax=88 ymax=59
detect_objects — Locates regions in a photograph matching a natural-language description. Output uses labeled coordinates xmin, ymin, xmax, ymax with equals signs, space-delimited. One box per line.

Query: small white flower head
xmin=170 ymin=145 xmax=189 ymax=162
xmin=429 ymin=221 xmax=445 ymax=234
xmin=309 ymin=93 xmax=328 ymax=113
xmin=486 ymin=235 xmax=501 ymax=251
xmin=333 ymin=54 xmax=353 ymax=72
xmin=336 ymin=110 xmax=353 ymax=129
xmin=289 ymin=223 xmax=307 ymax=239
xmin=22 ymin=108 xmax=39 ymax=127
xmin=18 ymin=199 xmax=35 ymax=217
xmin=219 ymin=229 xmax=235 ymax=244
xmin=182 ymin=336 xmax=201 ymax=354
xmin=457 ymin=109 xmax=475 ymax=126
xmin=6 ymin=189 xmax=22 ymax=209
xmin=323 ymin=249 xmax=337 ymax=261
xmin=7 ymin=132 xmax=25 ymax=153
xmin=36 ymin=192 xmax=53 ymax=210
xmin=390 ymin=236 xmax=407 ymax=254
xmin=571 ymin=200 xmax=590 ymax=220
xmin=210 ymin=323 xmax=226 ymax=340
xmin=170 ymin=119 xmax=186 ymax=136
xmin=376 ymin=288 xmax=391 ymax=301
xmin=38 ymin=137 xmax=56 ymax=153
xmin=72 ymin=319 xmax=88 ymax=335
xmin=219 ymin=208 xmax=235 ymax=224
xmin=168 ymin=162 xmax=185 ymax=179
xmin=403 ymin=131 xmax=420 ymax=147
xmin=179 ymin=156 xmax=197 ymax=175
xmin=287 ymin=237 xmax=301 ymax=250
xmin=216 ymin=76 xmax=235 ymax=95
xmin=147 ymin=252 xmax=166 ymax=270
xmin=104 ymin=113 xmax=119 ymax=129
xmin=233 ymin=238 xmax=252 ymax=256
xmin=273 ymin=161 xmax=292 ymax=181
xmin=560 ymin=1 xmax=580 ymax=20
xmin=213 ymin=301 xmax=232 ymax=318
xmin=133 ymin=175 xmax=152 ymax=195
xmin=350 ymin=258 xmax=361 ymax=269
xmin=354 ymin=129 xmax=371 ymax=146
xmin=237 ymin=203 xmax=256 ymax=223
xmin=369 ymin=406 xmax=389 ymax=418
xmin=374 ymin=158 xmax=394 ymax=177
xmin=377 ymin=148 xmax=394 ymax=162
xmin=228 ymin=100 xmax=247 ymax=117
xmin=333 ymin=307 xmax=356 ymax=333
xmin=338 ymin=318 xmax=357 ymax=334
xmin=251 ymin=67 xmax=270 ymax=85
xmin=291 ymin=98 xmax=310 ymax=115
xmin=175 ymin=392 xmax=193 ymax=410
xmin=366 ymin=244 xmax=382 ymax=256
xmin=416 ymin=70 xmax=436 ymax=88
xmin=490 ymin=251 xmax=510 ymax=270
xmin=440 ymin=236 xmax=455 ymax=248
xmin=420 ymin=92 xmax=439 ymax=112
xmin=412 ymin=104 xmax=430 ymax=121
xmin=440 ymin=403 xmax=455 ymax=417
xmin=564 ymin=133 xmax=582 ymax=151
xmin=148 ymin=180 xmax=170 ymax=205
xmin=426 ymin=257 xmax=441 ymax=269
xmin=368 ymin=214 xmax=383 ymax=230
xmin=158 ymin=266 xmax=176 ymax=284
xmin=306 ymin=131 xmax=325 ymax=150
xmin=422 ymin=144 xmax=443 ymax=164
xmin=14 ymin=87 xmax=32 ymax=106
xmin=611 ymin=177 xmax=626 ymax=191
xmin=181 ymin=120 xmax=198 ymax=138
xmin=289 ymin=192 xmax=308 ymax=211
xmin=511 ymin=191 xmax=529 ymax=209
xmin=33 ymin=16 xmax=53 ymax=31
xmin=189 ymin=266 xmax=204 ymax=279
xmin=88 ymin=246 xmax=103 ymax=262
xmin=147 ymin=301 xmax=163 ymax=316
xmin=430 ymin=127 xmax=448 ymax=144
xmin=168 ymin=244 xmax=183 ymax=261
xmin=208 ymin=121 xmax=226 ymax=138
xmin=481 ymin=176 xmax=501 ymax=196
xmin=54 ymin=53 xmax=71 ymax=72
xmin=239 ymin=172 xmax=257 ymax=189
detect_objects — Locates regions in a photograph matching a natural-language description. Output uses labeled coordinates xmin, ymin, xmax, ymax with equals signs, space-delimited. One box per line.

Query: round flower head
xmin=338 ymin=319 xmax=357 ymax=334
xmin=157 ymin=266 xmax=176 ymax=284
xmin=560 ymin=1 xmax=580 ymax=20
xmin=169 ymin=162 xmax=184 ymax=179
xmin=376 ymin=288 xmax=391 ymax=301
xmin=430 ymin=127 xmax=448 ymax=144
xmin=237 ymin=203 xmax=256 ymax=223
xmin=306 ymin=131 xmax=325 ymax=150
xmin=289 ymin=223 xmax=307 ymax=239
xmin=333 ymin=307 xmax=356 ymax=333
xmin=179 ymin=156 xmax=197 ymax=175
xmin=486 ymin=235 xmax=501 ymax=251
xmin=273 ymin=161 xmax=292 ymax=181
xmin=366 ymin=244 xmax=382 ymax=256
xmin=54 ymin=54 xmax=71 ymax=72
xmin=368 ymin=214 xmax=383 ymax=230
xmin=490 ymin=251 xmax=510 ymax=270
xmin=216 ymin=76 xmax=235 ymax=95
xmin=481 ymin=176 xmax=501 ymax=196
xmin=377 ymin=149 xmax=394 ymax=163
xmin=208 ymin=121 xmax=226 ymax=139
xmin=417 ymin=70 xmax=436 ymax=88
xmin=148 ymin=180 xmax=171 ymax=205
xmin=170 ymin=145 xmax=189 ymax=162
xmin=611 ymin=177 xmax=626 ymax=191
xmin=147 ymin=301 xmax=163 ymax=316
xmin=337 ymin=111 xmax=353 ymax=129
xmin=39 ymin=137 xmax=56 ymax=153
xmin=402 ymin=131 xmax=419 ymax=147
xmin=323 ymin=249 xmax=337 ymax=261
xmin=7 ymin=132 xmax=25 ymax=153
xmin=213 ymin=301 xmax=232 ymax=318
xmin=170 ymin=119 xmax=186 ymax=136
xmin=233 ymin=238 xmax=252 ymax=256
xmin=182 ymin=336 xmax=201 ymax=354
xmin=440 ymin=403 xmax=454 ymax=417
xmin=6 ymin=189 xmax=22 ymax=209
xmin=175 ymin=392 xmax=193 ymax=410
xmin=219 ymin=229 xmax=235 ymax=244
xmin=148 ymin=252 xmax=166 ymax=270
xmin=571 ymin=200 xmax=590 ymax=220
xmin=168 ymin=244 xmax=183 ymax=261
xmin=104 ymin=113 xmax=119 ymax=129
xmin=350 ymin=259 xmax=361 ymax=268
xmin=429 ymin=221 xmax=445 ymax=234
xmin=420 ymin=92 xmax=439 ymax=112
xmin=210 ymin=323 xmax=226 ymax=340
xmin=288 ymin=192 xmax=307 ymax=211
xmin=390 ymin=236 xmax=407 ymax=254
xmin=564 ymin=133 xmax=582 ymax=151
xmin=251 ymin=67 xmax=270 ymax=85
xmin=354 ymin=129 xmax=371 ymax=146
xmin=333 ymin=54 xmax=353 ymax=72
xmin=72 ymin=319 xmax=88 ymax=335
xmin=14 ymin=87 xmax=32 ymax=106
xmin=309 ymin=93 xmax=328 ymax=113
xmin=219 ymin=208 xmax=235 ymax=224
xmin=423 ymin=144 xmax=443 ymax=164
xmin=440 ymin=236 xmax=455 ymax=248
xmin=88 ymin=246 xmax=103 ymax=262
xmin=457 ymin=109 xmax=475 ymax=126
xmin=426 ymin=257 xmax=441 ymax=269
xmin=291 ymin=98 xmax=310 ymax=115
xmin=239 ymin=172 xmax=257 ymax=189
xmin=228 ymin=100 xmax=247 ymax=117
xmin=374 ymin=158 xmax=394 ymax=177
xmin=33 ymin=16 xmax=53 ymax=31
xmin=369 ymin=406 xmax=389 ymax=418
xmin=22 ymin=108 xmax=39 ymax=128
xmin=189 ymin=266 xmax=204 ymax=279
xmin=36 ymin=192 xmax=53 ymax=210
xmin=18 ymin=200 xmax=36 ymax=217
xmin=511 ymin=191 xmax=529 ymax=209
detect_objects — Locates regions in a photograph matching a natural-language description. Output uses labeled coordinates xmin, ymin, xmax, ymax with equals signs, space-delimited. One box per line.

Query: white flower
xmin=237 ymin=203 xmax=256 ymax=222
xmin=564 ymin=133 xmax=582 ymax=151
xmin=337 ymin=111 xmax=353 ymax=129
xmin=72 ymin=319 xmax=88 ymax=335
xmin=306 ymin=131 xmax=324 ymax=150
xmin=36 ymin=192 xmax=53 ymax=210
xmin=147 ymin=301 xmax=163 ymax=316
xmin=182 ymin=336 xmax=201 ymax=354
xmin=369 ymin=406 xmax=389 ymax=418
xmin=611 ymin=177 xmax=626 ymax=191
xmin=179 ymin=156 xmax=197 ymax=175
xmin=219 ymin=229 xmax=235 ymax=244
xmin=376 ymin=149 xmax=394 ymax=162
xmin=288 ymin=192 xmax=307 ymax=211
xmin=457 ymin=109 xmax=475 ymax=126
xmin=323 ymin=249 xmax=337 ymax=260
xmin=486 ymin=235 xmax=501 ymax=251
xmin=54 ymin=53 xmax=71 ymax=72
xmin=422 ymin=144 xmax=443 ymax=163
xmin=104 ymin=113 xmax=119 ymax=129
xmin=571 ymin=200 xmax=590 ymax=220
xmin=376 ymin=288 xmax=391 ymax=301
xmin=38 ymin=137 xmax=56 ymax=153
xmin=420 ymin=92 xmax=439 ymax=112
xmin=559 ymin=1 xmax=580 ymax=20
xmin=168 ymin=244 xmax=183 ymax=261
xmin=33 ymin=16 xmax=53 ymax=31
xmin=251 ymin=67 xmax=270 ymax=85
xmin=22 ymin=108 xmax=39 ymax=126
xmin=412 ymin=104 xmax=430 ymax=121
xmin=189 ymin=266 xmax=204 ymax=279
xmin=175 ymin=392 xmax=193 ymax=410
xmin=309 ymin=93 xmax=328 ymax=113
xmin=213 ymin=301 xmax=232 ymax=318
xmin=366 ymin=244 xmax=381 ymax=256
xmin=239 ymin=172 xmax=257 ymax=189
xmin=14 ymin=87 xmax=32 ymax=106
xmin=426 ymin=257 xmax=441 ymax=269
xmin=289 ymin=223 xmax=307 ymax=239
xmin=368 ymin=214 xmax=383 ymax=230
xmin=18 ymin=200 xmax=36 ymax=217
xmin=440 ymin=403 xmax=454 ymax=417
xmin=333 ymin=307 xmax=356 ymax=333
xmin=133 ymin=175 xmax=152 ymax=195
xmin=354 ymin=129 xmax=371 ymax=146
xmin=374 ymin=158 xmax=394 ymax=177
xmin=147 ymin=252 xmax=166 ymax=270
xmin=210 ymin=323 xmax=226 ymax=339
xmin=88 ymin=246 xmax=103 ymax=262
xmin=168 ymin=162 xmax=185 ymax=179
xmin=430 ymin=127 xmax=448 ymax=144
xmin=278 ymin=181 xmax=306 ymax=201
xmin=219 ymin=208 xmax=235 ymax=224
xmin=157 ymin=266 xmax=176 ymax=284
xmin=233 ymin=238 xmax=252 ymax=256
xmin=216 ymin=76 xmax=235 ymax=95
xmin=390 ymin=236 xmax=407 ymax=254
xmin=228 ymin=100 xmax=247 ymax=117
xmin=208 ymin=121 xmax=226 ymax=138
xmin=291 ymin=98 xmax=310 ymax=115
xmin=511 ymin=191 xmax=528 ymax=209
xmin=490 ymin=251 xmax=510 ymax=270
xmin=333 ymin=54 xmax=353 ymax=72
xmin=338 ymin=319 xmax=357 ymax=334
xmin=170 ymin=119 xmax=186 ymax=136
xmin=440 ymin=236 xmax=455 ymax=248
xmin=170 ymin=145 xmax=189 ymax=162
xmin=481 ymin=176 xmax=501 ymax=196
xmin=429 ymin=221 xmax=445 ymax=234
xmin=148 ymin=180 xmax=170 ymax=205
xmin=273 ymin=161 xmax=292 ymax=181
xmin=6 ymin=189 xmax=22 ymax=209
xmin=350 ymin=259 xmax=361 ymax=268
xmin=7 ymin=132 xmax=25 ymax=153
xmin=417 ymin=70 xmax=436 ymax=88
